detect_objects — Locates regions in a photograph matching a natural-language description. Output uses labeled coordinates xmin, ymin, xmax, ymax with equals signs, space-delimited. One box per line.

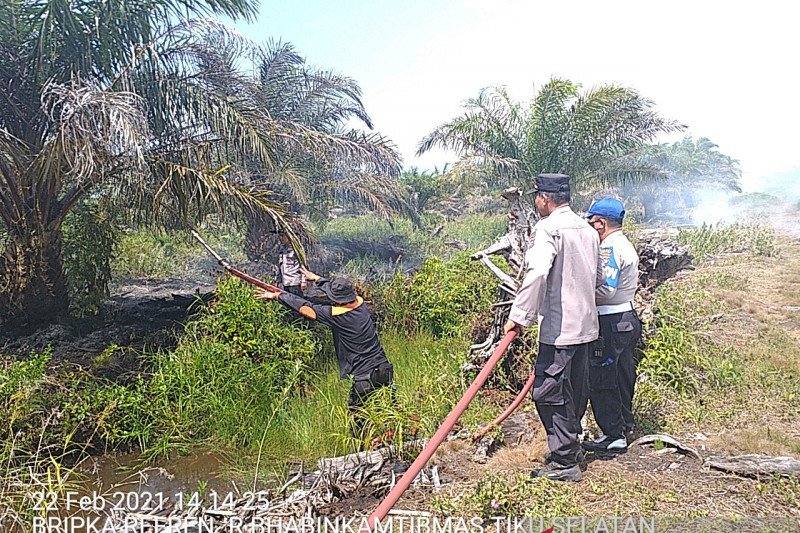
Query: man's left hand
xmin=255 ymin=289 xmax=280 ymax=301
xmin=300 ymin=267 xmax=320 ymax=282
xmin=503 ymin=319 xmax=522 ymax=335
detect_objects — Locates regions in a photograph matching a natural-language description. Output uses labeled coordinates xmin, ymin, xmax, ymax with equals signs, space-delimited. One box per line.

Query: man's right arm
xmin=277 ymin=292 xmax=334 ymax=325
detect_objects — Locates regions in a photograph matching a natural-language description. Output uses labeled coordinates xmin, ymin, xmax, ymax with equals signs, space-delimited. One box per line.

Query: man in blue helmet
xmin=583 ymin=198 xmax=642 ymax=454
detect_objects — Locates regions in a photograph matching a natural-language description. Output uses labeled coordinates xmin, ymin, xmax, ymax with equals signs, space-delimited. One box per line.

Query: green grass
xmin=240 ymin=330 xmax=497 ymax=482
xmin=112 ymin=225 xmax=244 ymax=280
xmin=443 ymin=214 xmax=507 ymax=251
xmin=677 ymin=222 xmax=777 ymax=262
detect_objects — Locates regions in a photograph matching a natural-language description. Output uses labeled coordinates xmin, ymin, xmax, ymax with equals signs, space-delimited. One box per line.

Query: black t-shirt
xmin=278 ymin=292 xmax=389 ymax=380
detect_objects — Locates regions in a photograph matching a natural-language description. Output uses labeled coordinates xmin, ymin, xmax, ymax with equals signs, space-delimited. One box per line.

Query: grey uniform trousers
xmin=533 ymin=342 xmax=590 ymax=466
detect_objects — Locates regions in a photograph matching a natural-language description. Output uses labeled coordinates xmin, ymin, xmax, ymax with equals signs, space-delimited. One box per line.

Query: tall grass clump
xmin=0 ymin=350 xmax=112 ymax=526
xmin=244 ymin=329 xmax=494 ymax=479
xmin=639 ymin=282 xmax=728 ymax=395
xmin=635 ymin=279 xmax=746 ymax=433
xmin=677 ymin=222 xmax=777 ymax=261
xmin=142 ymin=277 xmax=319 ymax=457
xmin=0 ymin=348 xmax=153 ymax=456
xmin=378 ymin=253 xmax=504 ymax=338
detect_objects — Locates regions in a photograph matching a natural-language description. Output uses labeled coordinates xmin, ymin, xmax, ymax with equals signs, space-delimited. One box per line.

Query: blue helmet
xmin=586 ymin=197 xmax=625 ymax=220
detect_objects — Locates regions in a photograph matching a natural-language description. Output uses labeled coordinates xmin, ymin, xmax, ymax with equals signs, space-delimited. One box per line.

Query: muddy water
xmin=30 ymin=448 xmax=294 ymax=525
xmin=73 ymin=448 xmax=248 ymax=509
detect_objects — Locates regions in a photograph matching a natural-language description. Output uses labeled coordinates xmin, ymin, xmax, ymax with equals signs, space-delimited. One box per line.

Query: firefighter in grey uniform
xmin=583 ymin=198 xmax=642 ymax=453
xmin=504 ymin=173 xmax=601 ymax=482
xmin=276 ymin=232 xmax=306 ymax=296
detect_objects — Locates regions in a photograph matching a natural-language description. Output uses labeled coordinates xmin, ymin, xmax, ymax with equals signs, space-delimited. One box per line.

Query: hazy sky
xmin=232 ymin=0 xmax=799 ymax=191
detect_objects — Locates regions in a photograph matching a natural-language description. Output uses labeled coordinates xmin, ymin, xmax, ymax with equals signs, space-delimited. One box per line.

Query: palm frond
xmin=419 ymin=78 xmax=686 ymax=193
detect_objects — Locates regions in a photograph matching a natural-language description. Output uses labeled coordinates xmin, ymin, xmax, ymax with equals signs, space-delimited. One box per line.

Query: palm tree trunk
xmin=245 ymin=212 xmax=275 ymax=262
xmin=0 ymin=219 xmax=69 ymax=330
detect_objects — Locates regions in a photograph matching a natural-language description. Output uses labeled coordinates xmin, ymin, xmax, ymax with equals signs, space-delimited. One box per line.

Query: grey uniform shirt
xmin=595 ymin=230 xmax=639 ymax=312
xmin=279 ymin=248 xmax=305 ymax=286
xmin=509 ymin=205 xmax=601 ymax=346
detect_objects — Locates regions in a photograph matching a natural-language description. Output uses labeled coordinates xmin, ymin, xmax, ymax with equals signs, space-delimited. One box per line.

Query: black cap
xmin=533 ymin=173 xmax=571 ymax=193
xmin=320 ymin=276 xmax=357 ymax=304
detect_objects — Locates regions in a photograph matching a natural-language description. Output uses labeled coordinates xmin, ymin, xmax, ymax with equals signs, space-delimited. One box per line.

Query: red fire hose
xmin=364 ymin=330 xmax=518 ymax=532
xmin=471 ymin=369 xmax=536 ymax=442
xmin=191 ymin=230 xmax=282 ymax=293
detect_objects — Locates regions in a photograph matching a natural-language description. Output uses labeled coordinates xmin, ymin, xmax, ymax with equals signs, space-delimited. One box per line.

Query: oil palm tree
xmin=417 ymin=79 xmax=685 ymax=195
xmin=0 ymin=0 xmax=399 ymax=327
xmin=237 ymin=41 xmax=411 ymax=259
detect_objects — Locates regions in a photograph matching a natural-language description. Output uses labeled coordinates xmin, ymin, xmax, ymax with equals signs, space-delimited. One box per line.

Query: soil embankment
xmin=1 ymin=279 xmax=214 ymax=378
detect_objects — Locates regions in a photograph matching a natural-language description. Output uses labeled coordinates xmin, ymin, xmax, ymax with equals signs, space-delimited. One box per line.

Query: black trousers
xmin=348 ymin=363 xmax=395 ymax=438
xmin=532 ymin=342 xmax=590 ymax=466
xmin=283 ymin=284 xmax=303 ymax=296
xmin=589 ymin=310 xmax=642 ymax=438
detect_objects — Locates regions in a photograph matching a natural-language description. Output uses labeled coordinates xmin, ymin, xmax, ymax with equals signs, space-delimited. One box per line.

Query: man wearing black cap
xmin=255 ymin=271 xmax=394 ymax=438
xmin=583 ymin=198 xmax=642 ymax=454
xmin=503 ymin=173 xmax=600 ymax=482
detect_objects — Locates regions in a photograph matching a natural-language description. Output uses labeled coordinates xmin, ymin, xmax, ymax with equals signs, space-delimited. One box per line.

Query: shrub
xmin=639 ymin=283 xmax=722 ymax=394
xmin=141 ymin=277 xmax=319 ymax=455
xmin=677 ymin=222 xmax=777 ymax=261
xmin=0 ymin=348 xmax=152 ymax=456
xmin=378 ymin=253 xmax=504 ymax=338
xmin=62 ymin=202 xmax=117 ymax=316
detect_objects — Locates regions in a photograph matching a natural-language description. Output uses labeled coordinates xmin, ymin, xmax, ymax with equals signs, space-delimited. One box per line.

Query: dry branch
xmin=705 ymin=454 xmax=800 ymax=479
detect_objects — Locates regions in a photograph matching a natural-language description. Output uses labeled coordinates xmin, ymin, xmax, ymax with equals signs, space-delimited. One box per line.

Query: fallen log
xmin=317 ymin=440 xmax=426 ymax=472
xmin=705 ymin=454 xmax=800 ymax=478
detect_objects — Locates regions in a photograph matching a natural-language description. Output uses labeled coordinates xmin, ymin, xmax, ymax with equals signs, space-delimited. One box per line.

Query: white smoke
xmin=691 ymin=166 xmax=800 ymax=234
xmin=690 ymin=188 xmax=738 ymax=226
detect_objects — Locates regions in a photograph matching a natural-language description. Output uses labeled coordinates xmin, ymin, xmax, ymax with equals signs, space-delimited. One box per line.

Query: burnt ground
xmin=0 ymin=278 xmax=215 ymax=380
